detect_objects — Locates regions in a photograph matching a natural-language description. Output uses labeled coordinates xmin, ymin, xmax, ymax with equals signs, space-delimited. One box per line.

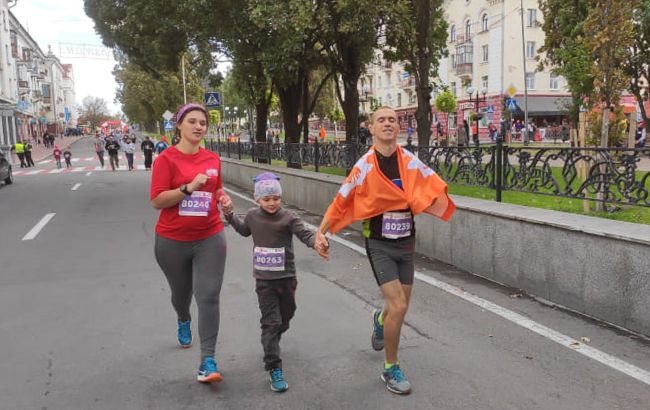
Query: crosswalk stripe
xmin=25 ymin=169 xmax=47 ymax=175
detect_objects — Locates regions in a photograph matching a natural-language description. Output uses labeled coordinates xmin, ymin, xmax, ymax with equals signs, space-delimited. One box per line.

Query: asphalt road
xmin=1 ymin=137 xmax=649 ymax=410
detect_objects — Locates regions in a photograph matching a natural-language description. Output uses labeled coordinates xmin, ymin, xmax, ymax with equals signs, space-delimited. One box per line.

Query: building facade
xmin=359 ymin=0 xmax=572 ymax=141
xmin=0 ymin=0 xmax=18 ymax=147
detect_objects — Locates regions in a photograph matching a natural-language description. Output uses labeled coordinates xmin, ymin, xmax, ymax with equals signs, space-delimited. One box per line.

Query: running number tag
xmin=253 ymin=247 xmax=285 ymax=271
xmin=381 ymin=212 xmax=412 ymax=239
xmin=178 ymin=191 xmax=213 ymax=216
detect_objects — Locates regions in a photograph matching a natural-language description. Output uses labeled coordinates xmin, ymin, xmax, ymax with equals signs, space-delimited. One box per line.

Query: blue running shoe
xmin=371 ymin=308 xmax=384 ymax=351
xmin=177 ymin=320 xmax=192 ymax=348
xmin=269 ymin=368 xmax=289 ymax=392
xmin=197 ymin=357 xmax=223 ymax=383
xmin=381 ymin=364 xmax=411 ymax=395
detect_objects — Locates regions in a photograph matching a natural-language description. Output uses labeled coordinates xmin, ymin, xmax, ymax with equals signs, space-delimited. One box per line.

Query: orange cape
xmin=324 ymin=145 xmax=455 ymax=234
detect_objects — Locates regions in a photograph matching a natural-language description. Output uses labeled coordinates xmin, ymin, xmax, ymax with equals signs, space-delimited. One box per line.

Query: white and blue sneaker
xmin=177 ymin=320 xmax=192 ymax=348
xmin=197 ymin=357 xmax=223 ymax=383
xmin=269 ymin=368 xmax=289 ymax=392
xmin=381 ymin=364 xmax=411 ymax=395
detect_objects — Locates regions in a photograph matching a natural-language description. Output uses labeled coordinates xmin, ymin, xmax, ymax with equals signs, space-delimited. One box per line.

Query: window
xmin=527 ymin=9 xmax=537 ymax=27
xmin=448 ymin=113 xmax=457 ymax=130
xmin=549 ymin=74 xmax=560 ymax=90
xmin=526 ymin=41 xmax=536 ymax=59
xmin=397 ymin=93 xmax=402 ymax=107
xmin=450 ymin=25 xmax=457 ymax=42
xmin=396 ymin=71 xmax=401 ymax=84
xmin=451 ymin=54 xmax=456 ymax=68
xmin=465 ymin=19 xmax=472 ymax=39
xmin=386 ymin=72 xmax=391 ymax=86
xmin=451 ymin=82 xmax=457 ymax=97
xmin=525 ymin=72 xmax=536 ymax=90
xmin=481 ymin=14 xmax=488 ymax=32
xmin=481 ymin=76 xmax=488 ymax=91
xmin=481 ymin=45 xmax=489 ymax=62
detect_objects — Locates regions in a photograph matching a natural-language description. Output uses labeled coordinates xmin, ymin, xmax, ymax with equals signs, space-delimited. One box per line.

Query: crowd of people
xmin=91 ymin=132 xmax=170 ymax=171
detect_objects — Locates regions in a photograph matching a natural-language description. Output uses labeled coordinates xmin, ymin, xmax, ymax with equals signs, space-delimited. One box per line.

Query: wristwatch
xmin=180 ymin=184 xmax=192 ymax=195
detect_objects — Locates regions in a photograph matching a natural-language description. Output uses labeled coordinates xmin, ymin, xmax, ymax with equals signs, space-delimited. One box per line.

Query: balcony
xmin=401 ymin=76 xmax=415 ymax=89
xmin=43 ymin=97 xmax=52 ymax=104
xmin=18 ymin=80 xmax=29 ymax=89
xmin=454 ymin=40 xmax=474 ymax=79
xmin=455 ymin=62 xmax=473 ymax=78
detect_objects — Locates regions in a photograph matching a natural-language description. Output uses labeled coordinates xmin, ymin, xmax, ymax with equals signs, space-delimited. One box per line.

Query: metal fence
xmin=205 ymin=139 xmax=650 ymax=208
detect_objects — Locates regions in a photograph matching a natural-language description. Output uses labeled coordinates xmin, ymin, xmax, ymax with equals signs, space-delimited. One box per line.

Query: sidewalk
xmin=11 ymin=135 xmax=86 ymax=164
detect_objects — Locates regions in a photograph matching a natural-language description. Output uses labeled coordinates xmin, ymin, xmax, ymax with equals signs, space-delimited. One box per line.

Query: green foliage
xmin=624 ymin=0 xmax=650 ymax=129
xmin=113 ymin=53 xmax=203 ymax=132
xmin=434 ymin=91 xmax=457 ymax=113
xmin=78 ymin=96 xmax=111 ymax=130
xmin=586 ymin=109 xmax=627 ymax=147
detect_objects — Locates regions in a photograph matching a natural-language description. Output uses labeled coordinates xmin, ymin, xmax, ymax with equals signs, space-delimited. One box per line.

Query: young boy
xmin=53 ymin=146 xmax=62 ymax=169
xmin=221 ymin=172 xmax=328 ymax=392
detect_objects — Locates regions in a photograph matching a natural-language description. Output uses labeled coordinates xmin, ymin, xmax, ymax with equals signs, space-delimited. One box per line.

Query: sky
xmin=11 ymin=0 xmax=121 ymax=114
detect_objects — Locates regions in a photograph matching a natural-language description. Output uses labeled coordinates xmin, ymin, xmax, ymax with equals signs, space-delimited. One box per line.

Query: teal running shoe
xmin=269 ymin=368 xmax=289 ymax=392
xmin=197 ymin=357 xmax=223 ymax=383
xmin=371 ymin=309 xmax=384 ymax=351
xmin=381 ymin=364 xmax=411 ymax=395
xmin=177 ymin=320 xmax=192 ymax=348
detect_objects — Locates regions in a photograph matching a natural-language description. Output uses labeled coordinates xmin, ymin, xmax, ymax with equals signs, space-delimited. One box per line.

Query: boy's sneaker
xmin=381 ymin=364 xmax=411 ymax=395
xmin=177 ymin=320 xmax=192 ymax=348
xmin=371 ymin=309 xmax=384 ymax=351
xmin=197 ymin=357 xmax=223 ymax=383
xmin=269 ymin=368 xmax=289 ymax=392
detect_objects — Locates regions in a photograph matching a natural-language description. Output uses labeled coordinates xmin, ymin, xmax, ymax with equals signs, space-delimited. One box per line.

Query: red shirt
xmin=150 ymin=146 xmax=224 ymax=241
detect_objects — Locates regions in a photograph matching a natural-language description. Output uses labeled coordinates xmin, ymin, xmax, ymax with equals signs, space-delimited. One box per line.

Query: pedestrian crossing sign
xmin=204 ymin=92 xmax=221 ymax=108
xmin=506 ymin=98 xmax=518 ymax=112
xmin=164 ymin=120 xmax=174 ymax=131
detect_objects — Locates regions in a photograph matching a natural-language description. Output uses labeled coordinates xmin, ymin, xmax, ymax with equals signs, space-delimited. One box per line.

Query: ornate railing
xmin=205 ymin=139 xmax=650 ymax=207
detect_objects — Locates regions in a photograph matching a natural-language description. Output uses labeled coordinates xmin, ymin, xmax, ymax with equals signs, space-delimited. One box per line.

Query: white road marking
xmin=22 ymin=213 xmax=56 ymax=241
xmin=224 ymin=187 xmax=650 ymax=387
xmin=71 ymin=167 xmax=86 ymax=172
xmin=85 ymin=172 xmax=92 ymax=176
xmin=25 ymin=169 xmax=46 ymax=175
xmin=49 ymin=168 xmax=65 ymax=174
xmin=38 ymin=160 xmax=52 ymax=165
xmin=71 ymin=183 xmax=81 ymax=191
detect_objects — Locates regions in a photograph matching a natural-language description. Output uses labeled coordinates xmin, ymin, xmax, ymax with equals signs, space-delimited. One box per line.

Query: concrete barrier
xmin=221 ymin=157 xmax=650 ymax=336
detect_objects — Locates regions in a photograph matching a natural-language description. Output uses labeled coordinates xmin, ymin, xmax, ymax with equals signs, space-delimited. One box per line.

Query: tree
xmin=113 ymin=54 xmax=203 ymax=132
xmin=624 ymin=0 xmax=650 ymax=135
xmin=78 ymin=96 xmax=110 ymax=130
xmin=434 ymin=90 xmax=456 ymax=143
xmin=583 ymin=0 xmax=636 ymax=147
xmin=538 ymin=0 xmax=593 ymax=124
xmin=384 ymin=0 xmax=448 ymax=147
xmin=319 ymin=0 xmax=386 ymax=143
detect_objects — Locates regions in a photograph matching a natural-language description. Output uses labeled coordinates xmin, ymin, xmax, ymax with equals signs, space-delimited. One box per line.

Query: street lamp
xmin=467 ymin=85 xmax=487 ymax=147
xmin=224 ymin=106 xmax=239 ymax=135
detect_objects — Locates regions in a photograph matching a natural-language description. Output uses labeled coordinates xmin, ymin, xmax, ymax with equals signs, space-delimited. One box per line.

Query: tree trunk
xmin=595 ymin=106 xmax=610 ymax=212
xmin=414 ymin=0 xmax=433 ymax=148
xmin=276 ymin=81 xmax=303 ymax=169
xmin=340 ymin=77 xmax=360 ymax=143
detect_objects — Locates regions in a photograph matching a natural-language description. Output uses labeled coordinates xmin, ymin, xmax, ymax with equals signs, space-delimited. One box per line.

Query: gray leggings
xmin=155 ymin=231 xmax=227 ymax=359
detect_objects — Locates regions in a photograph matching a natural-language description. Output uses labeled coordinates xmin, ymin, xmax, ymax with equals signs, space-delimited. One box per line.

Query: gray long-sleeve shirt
xmin=225 ymin=207 xmax=316 ymax=280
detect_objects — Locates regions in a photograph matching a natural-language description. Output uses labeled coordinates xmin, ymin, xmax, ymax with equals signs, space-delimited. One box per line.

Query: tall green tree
xmin=319 ymin=0 xmax=385 ymax=143
xmin=114 ymin=55 xmax=203 ymax=132
xmin=625 ymin=0 xmax=650 ymax=134
xmin=583 ymin=0 xmax=637 ymax=147
xmin=384 ymin=0 xmax=448 ymax=147
xmin=538 ymin=0 xmax=593 ymax=123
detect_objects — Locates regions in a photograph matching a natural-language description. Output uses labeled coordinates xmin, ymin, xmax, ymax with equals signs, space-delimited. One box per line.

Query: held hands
xmin=219 ymin=194 xmax=234 ymax=216
xmin=314 ymin=230 xmax=330 ymax=261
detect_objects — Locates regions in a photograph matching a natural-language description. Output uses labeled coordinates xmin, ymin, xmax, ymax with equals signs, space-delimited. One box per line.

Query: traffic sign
xmin=204 ymin=92 xmax=222 ymax=108
xmin=507 ymin=85 xmax=517 ymax=98
xmin=506 ymin=98 xmax=518 ymax=112
xmin=162 ymin=110 xmax=173 ymax=121
xmin=164 ymin=120 xmax=174 ymax=131
xmin=486 ymin=105 xmax=494 ymax=114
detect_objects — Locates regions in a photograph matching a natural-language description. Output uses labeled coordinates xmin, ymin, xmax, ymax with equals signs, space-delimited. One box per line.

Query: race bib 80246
xmin=178 ymin=191 xmax=213 ymax=216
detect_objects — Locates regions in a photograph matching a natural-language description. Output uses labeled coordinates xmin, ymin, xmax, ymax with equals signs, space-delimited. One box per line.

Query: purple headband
xmin=175 ymin=103 xmax=207 ymax=124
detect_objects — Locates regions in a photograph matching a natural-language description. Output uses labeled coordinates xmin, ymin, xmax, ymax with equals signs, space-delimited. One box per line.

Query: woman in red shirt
xmin=150 ymin=103 xmax=232 ymax=384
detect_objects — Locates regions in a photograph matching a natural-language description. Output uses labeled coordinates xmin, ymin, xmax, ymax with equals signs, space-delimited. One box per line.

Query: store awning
xmin=515 ymin=96 xmax=573 ymax=116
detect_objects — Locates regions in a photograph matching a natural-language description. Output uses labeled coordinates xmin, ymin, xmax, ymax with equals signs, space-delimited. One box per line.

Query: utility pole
xmin=520 ymin=0 xmax=529 ymax=144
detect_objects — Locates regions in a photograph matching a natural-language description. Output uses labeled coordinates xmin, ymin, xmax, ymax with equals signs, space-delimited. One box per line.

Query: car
xmin=0 ymin=148 xmax=13 ymax=186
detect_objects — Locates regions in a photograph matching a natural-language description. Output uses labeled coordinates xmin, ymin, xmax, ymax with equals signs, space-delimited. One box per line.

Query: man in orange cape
xmin=315 ymin=107 xmax=455 ymax=395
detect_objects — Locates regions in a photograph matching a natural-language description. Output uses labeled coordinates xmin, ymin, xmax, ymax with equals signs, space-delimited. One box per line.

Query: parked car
xmin=0 ymin=148 xmax=13 ymax=186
